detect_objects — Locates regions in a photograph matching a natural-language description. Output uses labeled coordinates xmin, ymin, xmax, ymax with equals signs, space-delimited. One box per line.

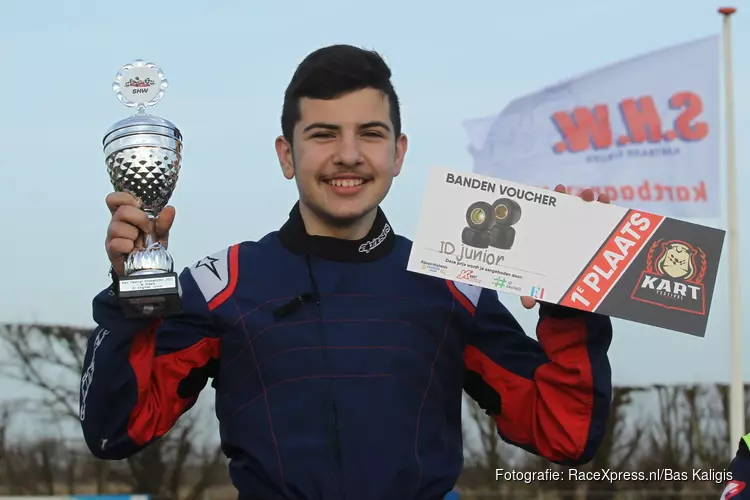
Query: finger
xmin=110 ymin=262 xmax=126 ymax=277
xmin=154 ymin=206 xmax=176 ymax=239
xmin=553 ymin=184 xmax=567 ymax=194
xmin=106 ymin=237 xmax=135 ymax=260
xmin=106 ymin=191 xmax=140 ymax=215
xmin=597 ymin=193 xmax=611 ymax=204
xmin=112 ymin=205 xmax=151 ymax=234
xmin=107 ymin=220 xmax=140 ymax=243
xmin=520 ymin=296 xmax=536 ymax=309
xmin=134 ymin=232 xmax=145 ymax=250
xmin=579 ymin=188 xmax=596 ymax=202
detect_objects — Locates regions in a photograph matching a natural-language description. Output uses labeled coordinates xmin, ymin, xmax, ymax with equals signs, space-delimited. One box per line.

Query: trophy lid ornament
xmin=103 ymin=59 xmax=183 ymax=218
xmin=104 ymin=59 xmax=180 ymax=141
xmin=112 ymin=59 xmax=169 ymax=112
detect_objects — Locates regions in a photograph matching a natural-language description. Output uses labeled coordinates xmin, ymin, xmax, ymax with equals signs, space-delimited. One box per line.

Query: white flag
xmin=464 ymin=35 xmax=721 ymax=218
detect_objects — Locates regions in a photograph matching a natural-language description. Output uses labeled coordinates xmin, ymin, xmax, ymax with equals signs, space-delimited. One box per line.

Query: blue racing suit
xmin=79 ymin=202 xmax=613 ymax=500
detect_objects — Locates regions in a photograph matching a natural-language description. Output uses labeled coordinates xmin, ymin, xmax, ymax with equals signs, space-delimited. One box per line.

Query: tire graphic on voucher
xmin=461 ymin=198 xmax=522 ymax=250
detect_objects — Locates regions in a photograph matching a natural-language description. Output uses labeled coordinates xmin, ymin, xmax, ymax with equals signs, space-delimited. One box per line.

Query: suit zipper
xmin=305 ymin=255 xmax=345 ymax=499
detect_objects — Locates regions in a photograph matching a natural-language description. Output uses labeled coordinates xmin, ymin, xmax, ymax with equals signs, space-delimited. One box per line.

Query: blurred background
xmin=0 ymin=0 xmax=748 ymax=498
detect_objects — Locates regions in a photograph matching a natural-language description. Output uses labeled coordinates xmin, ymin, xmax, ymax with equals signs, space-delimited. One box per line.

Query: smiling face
xmin=275 ymin=88 xmax=408 ymax=233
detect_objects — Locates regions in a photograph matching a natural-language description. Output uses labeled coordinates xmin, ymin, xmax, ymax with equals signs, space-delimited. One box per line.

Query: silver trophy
xmin=103 ymin=60 xmax=183 ymax=318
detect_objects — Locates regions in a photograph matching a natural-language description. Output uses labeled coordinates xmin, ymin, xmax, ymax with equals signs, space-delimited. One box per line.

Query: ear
xmin=275 ymin=135 xmax=295 ymax=180
xmin=392 ymin=133 xmax=408 ymax=177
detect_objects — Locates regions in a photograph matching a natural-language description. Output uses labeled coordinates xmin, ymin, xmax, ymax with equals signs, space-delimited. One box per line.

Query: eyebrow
xmin=302 ymin=121 xmax=392 ymax=133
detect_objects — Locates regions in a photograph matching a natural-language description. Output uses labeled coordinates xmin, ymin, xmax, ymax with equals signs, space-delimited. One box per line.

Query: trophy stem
xmin=143 ymin=214 xmax=159 ymax=250
xmin=125 ymin=211 xmax=173 ymax=278
xmin=143 ymin=231 xmax=157 ymax=250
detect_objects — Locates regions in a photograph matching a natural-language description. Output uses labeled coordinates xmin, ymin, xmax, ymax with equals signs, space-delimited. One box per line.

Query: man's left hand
xmin=520 ymin=184 xmax=611 ymax=310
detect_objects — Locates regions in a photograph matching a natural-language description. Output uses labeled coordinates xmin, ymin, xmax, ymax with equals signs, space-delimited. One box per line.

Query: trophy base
xmin=117 ymin=271 xmax=181 ymax=319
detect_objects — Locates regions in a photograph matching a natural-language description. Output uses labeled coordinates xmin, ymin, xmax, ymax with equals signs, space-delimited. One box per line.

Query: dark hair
xmin=281 ymin=44 xmax=401 ymax=143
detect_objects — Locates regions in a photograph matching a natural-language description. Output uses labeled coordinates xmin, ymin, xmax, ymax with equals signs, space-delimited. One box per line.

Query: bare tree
xmin=0 ymin=322 xmax=226 ymax=498
xmin=455 ymin=383 xmax=745 ymax=499
xmin=122 ymin=410 xmax=227 ymax=500
xmin=681 ymin=384 xmax=728 ymax=471
xmin=462 ymin=394 xmax=517 ymax=471
xmin=580 ymin=385 xmax=648 ymax=500
xmin=636 ymin=384 xmax=687 ymax=495
xmin=459 ymin=394 xmax=543 ymax=498
xmin=0 ymin=401 xmax=25 ymax=494
xmin=458 ymin=388 xmax=651 ymax=500
xmin=0 ymin=323 xmax=86 ymax=420
xmin=708 ymin=382 xmax=750 ymax=463
xmin=0 ymin=401 xmax=81 ymax=496
xmin=630 ymin=383 xmax=737 ymax=497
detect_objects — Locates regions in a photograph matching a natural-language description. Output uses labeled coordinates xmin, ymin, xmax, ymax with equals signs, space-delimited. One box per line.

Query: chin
xmin=319 ymin=202 xmax=377 ymax=226
xmin=327 ymin=207 xmax=372 ymax=224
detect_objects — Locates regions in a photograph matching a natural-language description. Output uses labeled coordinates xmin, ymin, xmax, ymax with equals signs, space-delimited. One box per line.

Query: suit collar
xmin=277 ymin=202 xmax=396 ymax=262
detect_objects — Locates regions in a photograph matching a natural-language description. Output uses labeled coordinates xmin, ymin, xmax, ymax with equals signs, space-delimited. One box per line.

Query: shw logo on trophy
xmin=630 ymin=239 xmax=708 ymax=315
xmin=124 ymin=76 xmax=156 ymax=94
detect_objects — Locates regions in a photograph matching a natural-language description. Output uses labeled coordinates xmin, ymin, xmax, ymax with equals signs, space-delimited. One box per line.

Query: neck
xmin=298 ymin=202 xmax=377 ymax=240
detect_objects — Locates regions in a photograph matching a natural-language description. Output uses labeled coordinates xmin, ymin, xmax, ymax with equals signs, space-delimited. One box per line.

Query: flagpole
xmin=719 ymin=6 xmax=742 ymax=457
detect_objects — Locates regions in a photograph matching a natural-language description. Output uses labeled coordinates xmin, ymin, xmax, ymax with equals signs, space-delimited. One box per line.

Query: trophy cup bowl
xmin=104 ymin=60 xmax=183 ymax=319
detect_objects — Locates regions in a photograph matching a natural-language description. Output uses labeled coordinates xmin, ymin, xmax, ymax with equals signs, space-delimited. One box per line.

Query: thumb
xmin=154 ymin=205 xmax=176 ymax=242
xmin=520 ymin=296 xmax=536 ymax=309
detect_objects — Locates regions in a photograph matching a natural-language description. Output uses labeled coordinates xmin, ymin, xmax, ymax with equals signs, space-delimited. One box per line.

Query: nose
xmin=333 ymin=133 xmax=364 ymax=168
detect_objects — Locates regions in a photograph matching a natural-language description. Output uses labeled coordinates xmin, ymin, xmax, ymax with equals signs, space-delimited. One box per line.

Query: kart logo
xmin=124 ymin=77 xmax=155 ymax=88
xmin=721 ymin=480 xmax=746 ymax=499
xmin=456 ymin=269 xmax=481 ymax=283
xmin=630 ymin=239 xmax=707 ymax=315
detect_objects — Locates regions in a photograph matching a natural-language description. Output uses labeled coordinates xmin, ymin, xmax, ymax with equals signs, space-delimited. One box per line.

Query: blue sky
xmin=1 ymin=0 xmax=749 ymax=409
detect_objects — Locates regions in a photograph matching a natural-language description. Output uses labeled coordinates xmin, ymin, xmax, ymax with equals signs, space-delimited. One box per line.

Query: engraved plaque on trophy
xmin=103 ymin=60 xmax=183 ymax=319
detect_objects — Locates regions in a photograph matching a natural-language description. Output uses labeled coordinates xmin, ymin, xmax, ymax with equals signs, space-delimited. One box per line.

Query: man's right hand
xmin=105 ymin=192 xmax=176 ymax=277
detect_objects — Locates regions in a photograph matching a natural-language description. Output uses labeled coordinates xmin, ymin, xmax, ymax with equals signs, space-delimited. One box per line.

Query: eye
xmin=310 ymin=132 xmax=335 ymax=139
xmin=362 ymin=130 xmax=385 ymax=138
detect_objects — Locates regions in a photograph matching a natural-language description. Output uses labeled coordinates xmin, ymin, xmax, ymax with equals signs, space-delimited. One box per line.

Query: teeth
xmin=328 ymin=178 xmax=364 ymax=187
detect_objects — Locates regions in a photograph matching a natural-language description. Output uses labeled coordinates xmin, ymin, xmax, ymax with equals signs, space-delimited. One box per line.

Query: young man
xmin=81 ymin=44 xmax=614 ymax=500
